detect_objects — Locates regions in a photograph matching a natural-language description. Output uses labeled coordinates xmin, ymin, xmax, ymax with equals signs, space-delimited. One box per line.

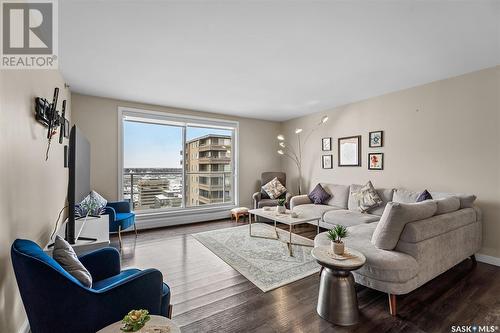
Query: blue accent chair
xmin=11 ymin=239 xmax=172 ymax=333
xmin=105 ymin=201 xmax=136 ymax=247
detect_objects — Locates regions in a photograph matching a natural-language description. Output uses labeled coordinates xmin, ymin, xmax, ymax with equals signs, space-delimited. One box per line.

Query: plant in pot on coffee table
xmin=276 ymin=198 xmax=286 ymax=213
xmin=327 ymin=225 xmax=348 ymax=255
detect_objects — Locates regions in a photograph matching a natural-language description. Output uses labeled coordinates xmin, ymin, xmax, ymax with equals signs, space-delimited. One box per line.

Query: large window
xmin=119 ymin=108 xmax=238 ymax=213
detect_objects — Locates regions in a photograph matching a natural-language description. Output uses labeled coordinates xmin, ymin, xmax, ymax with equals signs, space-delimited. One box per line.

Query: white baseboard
xmin=476 ymin=253 xmax=500 ymax=266
xmin=135 ymin=208 xmax=231 ymax=230
xmin=18 ymin=319 xmax=29 ymax=333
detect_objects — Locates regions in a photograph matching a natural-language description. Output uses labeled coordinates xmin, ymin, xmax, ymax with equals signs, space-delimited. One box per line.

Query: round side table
xmin=311 ymin=246 xmax=366 ymax=326
xmin=97 ymin=315 xmax=181 ymax=333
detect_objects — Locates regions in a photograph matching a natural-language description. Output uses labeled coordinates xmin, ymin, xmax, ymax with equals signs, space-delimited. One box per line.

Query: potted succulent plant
xmin=276 ymin=198 xmax=286 ymax=214
xmin=121 ymin=309 xmax=150 ymax=332
xmin=327 ymin=224 xmax=348 ymax=255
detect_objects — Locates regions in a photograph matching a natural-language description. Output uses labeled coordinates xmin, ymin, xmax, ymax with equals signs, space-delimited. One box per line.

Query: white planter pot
xmin=276 ymin=205 xmax=286 ymax=214
xmin=331 ymin=241 xmax=344 ymax=255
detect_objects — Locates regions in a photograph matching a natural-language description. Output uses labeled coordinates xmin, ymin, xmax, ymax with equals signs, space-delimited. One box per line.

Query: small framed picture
xmin=322 ymin=137 xmax=332 ymax=151
xmin=368 ymin=153 xmax=384 ymax=170
xmin=322 ymin=155 xmax=333 ymax=169
xmin=338 ymin=135 xmax=361 ymax=166
xmin=369 ymin=131 xmax=383 ymax=148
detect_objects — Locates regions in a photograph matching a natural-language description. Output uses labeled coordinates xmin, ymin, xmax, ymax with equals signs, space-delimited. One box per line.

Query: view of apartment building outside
xmin=123 ymin=168 xmax=183 ymax=210
xmin=185 ymin=134 xmax=232 ymax=206
xmin=122 ymin=114 xmax=236 ymax=211
xmin=137 ymin=178 xmax=170 ymax=208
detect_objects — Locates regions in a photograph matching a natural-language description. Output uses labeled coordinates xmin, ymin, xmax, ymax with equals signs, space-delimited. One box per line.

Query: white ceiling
xmin=60 ymin=1 xmax=500 ymax=121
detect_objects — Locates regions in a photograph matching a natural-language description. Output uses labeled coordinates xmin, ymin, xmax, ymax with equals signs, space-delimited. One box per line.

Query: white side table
xmin=97 ymin=315 xmax=181 ymax=333
xmin=44 ymin=215 xmax=110 ymax=256
xmin=311 ymin=246 xmax=366 ymax=326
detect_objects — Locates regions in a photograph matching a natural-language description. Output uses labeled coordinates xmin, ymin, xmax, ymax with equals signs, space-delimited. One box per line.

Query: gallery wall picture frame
xmin=338 ymin=135 xmax=361 ymax=167
xmin=322 ymin=154 xmax=333 ymax=169
xmin=322 ymin=137 xmax=332 ymax=151
xmin=368 ymin=153 xmax=384 ymax=170
xmin=369 ymin=130 xmax=384 ymax=148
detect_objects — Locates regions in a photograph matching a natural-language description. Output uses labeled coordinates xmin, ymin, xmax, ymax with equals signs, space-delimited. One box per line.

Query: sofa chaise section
xmin=313 ymin=188 xmax=481 ymax=316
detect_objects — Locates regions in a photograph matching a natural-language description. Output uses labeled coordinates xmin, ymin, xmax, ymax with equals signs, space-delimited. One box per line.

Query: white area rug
xmin=192 ymin=223 xmax=320 ymax=292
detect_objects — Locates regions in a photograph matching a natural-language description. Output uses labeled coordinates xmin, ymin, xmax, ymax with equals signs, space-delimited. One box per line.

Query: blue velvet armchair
xmin=11 ymin=239 xmax=171 ymax=333
xmin=105 ymin=201 xmax=136 ymax=247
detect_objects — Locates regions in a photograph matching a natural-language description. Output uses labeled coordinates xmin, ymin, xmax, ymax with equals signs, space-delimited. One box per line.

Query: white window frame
xmin=117 ymin=107 xmax=239 ymax=216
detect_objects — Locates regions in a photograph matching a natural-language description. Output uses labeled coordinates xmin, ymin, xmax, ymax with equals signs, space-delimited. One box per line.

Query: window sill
xmin=135 ymin=205 xmax=236 ymax=230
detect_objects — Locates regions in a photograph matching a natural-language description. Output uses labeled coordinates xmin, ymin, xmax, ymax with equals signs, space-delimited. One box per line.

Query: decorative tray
xmin=326 ymin=250 xmax=358 ymax=261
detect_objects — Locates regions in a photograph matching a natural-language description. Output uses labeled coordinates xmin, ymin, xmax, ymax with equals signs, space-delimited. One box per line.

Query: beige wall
xmin=70 ymin=94 xmax=282 ymax=209
xmin=0 ymin=70 xmax=71 ymax=333
xmin=281 ymin=66 xmax=500 ymax=258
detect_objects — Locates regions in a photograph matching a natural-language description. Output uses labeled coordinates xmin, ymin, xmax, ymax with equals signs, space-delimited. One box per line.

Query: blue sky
xmin=124 ymin=121 xmax=231 ymax=168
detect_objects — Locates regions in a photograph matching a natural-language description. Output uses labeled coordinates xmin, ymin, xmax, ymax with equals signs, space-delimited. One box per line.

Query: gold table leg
xmin=249 ymin=213 xmax=278 ymax=240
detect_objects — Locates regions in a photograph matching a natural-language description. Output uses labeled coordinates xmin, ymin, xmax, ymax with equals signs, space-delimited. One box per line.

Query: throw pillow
xmin=457 ymin=194 xmax=476 ymax=208
xmin=435 ymin=196 xmax=460 ymax=215
xmin=393 ymin=188 xmax=422 ymax=203
xmin=76 ymin=190 xmax=107 ymax=217
xmin=261 ymin=177 xmax=287 ymax=199
xmin=52 ymin=235 xmax=92 ymax=287
xmin=371 ymin=200 xmax=438 ymax=250
xmin=260 ymin=189 xmax=271 ymax=199
xmin=430 ymin=192 xmax=476 ymax=209
xmin=353 ymin=181 xmax=383 ymax=213
xmin=308 ymin=183 xmax=331 ymax=205
xmin=416 ymin=189 xmax=432 ymax=202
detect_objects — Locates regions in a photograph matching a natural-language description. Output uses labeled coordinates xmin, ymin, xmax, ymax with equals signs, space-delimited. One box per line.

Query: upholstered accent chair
xmin=252 ymin=172 xmax=292 ymax=209
xmin=105 ymin=201 xmax=136 ymax=247
xmin=11 ymin=239 xmax=172 ymax=333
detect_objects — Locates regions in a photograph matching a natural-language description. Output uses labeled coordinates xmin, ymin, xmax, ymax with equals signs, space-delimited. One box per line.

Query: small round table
xmin=311 ymin=246 xmax=366 ymax=326
xmin=97 ymin=315 xmax=181 ymax=333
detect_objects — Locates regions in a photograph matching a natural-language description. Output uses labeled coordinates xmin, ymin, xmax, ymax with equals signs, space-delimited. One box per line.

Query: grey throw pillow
xmin=371 ymin=201 xmax=437 ymax=250
xmin=457 ymin=194 xmax=476 ymax=208
xmin=353 ymin=181 xmax=383 ymax=213
xmin=393 ymin=188 xmax=422 ymax=203
xmin=430 ymin=192 xmax=477 ymax=209
xmin=52 ymin=235 xmax=92 ymax=287
xmin=261 ymin=177 xmax=287 ymax=199
xmin=435 ymin=196 xmax=460 ymax=215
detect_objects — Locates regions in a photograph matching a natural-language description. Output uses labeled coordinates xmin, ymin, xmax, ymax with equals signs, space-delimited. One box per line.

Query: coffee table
xmin=248 ymin=208 xmax=321 ymax=256
xmin=311 ymin=246 xmax=366 ymax=326
xmin=97 ymin=315 xmax=180 ymax=333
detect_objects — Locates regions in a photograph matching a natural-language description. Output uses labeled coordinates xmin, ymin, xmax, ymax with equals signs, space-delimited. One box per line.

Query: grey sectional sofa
xmin=290 ymin=184 xmax=481 ymax=315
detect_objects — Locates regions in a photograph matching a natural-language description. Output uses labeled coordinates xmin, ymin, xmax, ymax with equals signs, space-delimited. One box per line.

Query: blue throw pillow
xmin=416 ymin=189 xmax=433 ymax=202
xmin=308 ymin=183 xmax=331 ymax=205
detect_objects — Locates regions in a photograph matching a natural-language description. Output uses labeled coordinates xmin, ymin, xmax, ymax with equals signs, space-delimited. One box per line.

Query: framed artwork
xmin=338 ymin=135 xmax=361 ymax=166
xmin=369 ymin=130 xmax=384 ymax=148
xmin=322 ymin=137 xmax=332 ymax=151
xmin=322 ymin=155 xmax=333 ymax=169
xmin=368 ymin=153 xmax=384 ymax=170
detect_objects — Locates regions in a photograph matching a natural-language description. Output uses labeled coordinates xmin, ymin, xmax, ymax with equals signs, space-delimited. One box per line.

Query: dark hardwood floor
xmin=111 ymin=220 xmax=500 ymax=333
